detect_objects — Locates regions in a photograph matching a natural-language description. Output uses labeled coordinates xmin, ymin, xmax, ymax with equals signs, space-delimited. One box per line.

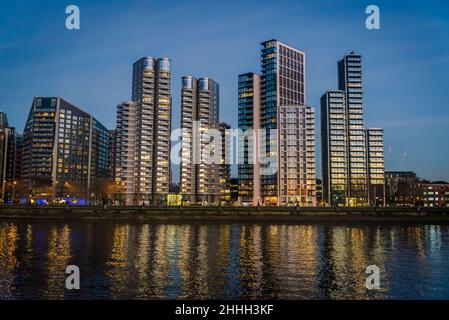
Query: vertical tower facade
xmin=132 ymin=57 xmax=172 ymax=205
xmin=14 ymin=133 xmax=23 ymax=181
xmin=321 ymin=52 xmax=385 ymax=207
xmin=219 ymin=122 xmax=232 ymax=205
xmin=338 ymin=52 xmax=368 ymax=206
xmin=366 ymin=128 xmax=385 ymax=206
xmin=237 ymin=72 xmax=261 ymax=206
xmin=259 ymin=39 xmax=314 ymax=206
xmin=107 ymin=130 xmax=116 ymax=179
xmin=0 ymin=112 xmax=17 ymax=200
xmin=279 ymin=105 xmax=316 ymax=206
xmin=115 ymin=101 xmax=137 ymax=205
xmin=180 ymin=76 xmax=221 ymax=205
xmin=321 ymin=91 xmax=348 ymax=206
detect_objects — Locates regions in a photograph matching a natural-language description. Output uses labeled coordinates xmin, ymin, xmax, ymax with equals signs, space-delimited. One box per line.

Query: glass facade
xmin=321 ymin=91 xmax=348 ymax=206
xmin=338 ymin=52 xmax=368 ymax=206
xmin=22 ymin=97 xmax=110 ymax=199
xmin=366 ymin=128 xmax=385 ymax=205
xmin=260 ymin=39 xmax=309 ymax=206
xmin=238 ymin=73 xmax=260 ymax=205
xmin=0 ymin=112 xmax=17 ymax=200
xmin=321 ymin=52 xmax=385 ymax=207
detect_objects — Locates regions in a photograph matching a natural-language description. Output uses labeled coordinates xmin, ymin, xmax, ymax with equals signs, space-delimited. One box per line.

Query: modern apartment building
xmin=321 ymin=91 xmax=348 ymax=206
xmin=321 ymin=52 xmax=385 ymax=207
xmin=238 ymin=39 xmax=315 ymax=206
xmin=0 ymin=112 xmax=17 ymax=200
xmin=14 ymin=133 xmax=23 ymax=181
xmin=237 ymin=72 xmax=261 ymax=206
xmin=132 ymin=57 xmax=172 ymax=205
xmin=180 ymin=76 xmax=222 ymax=205
xmin=338 ymin=52 xmax=368 ymax=206
xmin=115 ymin=101 xmax=137 ymax=205
xmin=107 ymin=130 xmax=116 ymax=179
xmin=365 ymin=128 xmax=385 ymax=205
xmin=279 ymin=105 xmax=316 ymax=206
xmin=385 ymin=171 xmax=420 ymax=207
xmin=21 ymin=97 xmax=109 ymax=201
xmin=219 ymin=121 xmax=232 ymax=205
xmin=421 ymin=182 xmax=449 ymax=207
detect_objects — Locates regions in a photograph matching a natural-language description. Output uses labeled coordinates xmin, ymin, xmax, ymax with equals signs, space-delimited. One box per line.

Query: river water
xmin=1 ymin=219 xmax=448 ymax=300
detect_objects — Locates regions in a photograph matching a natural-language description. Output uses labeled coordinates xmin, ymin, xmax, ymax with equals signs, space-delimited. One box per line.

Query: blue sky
xmin=1 ymin=0 xmax=448 ymax=181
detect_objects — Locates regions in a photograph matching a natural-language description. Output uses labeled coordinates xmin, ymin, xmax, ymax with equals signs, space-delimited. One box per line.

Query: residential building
xmin=21 ymin=97 xmax=109 ymax=201
xmin=260 ymin=39 xmax=310 ymax=206
xmin=132 ymin=57 xmax=172 ymax=205
xmin=180 ymin=76 xmax=221 ymax=205
xmin=115 ymin=101 xmax=137 ymax=205
xmin=385 ymin=171 xmax=420 ymax=207
xmin=238 ymin=39 xmax=316 ymax=206
xmin=338 ymin=52 xmax=368 ymax=206
xmin=366 ymin=128 xmax=385 ymax=205
xmin=321 ymin=91 xmax=348 ymax=206
xmin=14 ymin=133 xmax=23 ymax=181
xmin=279 ymin=105 xmax=316 ymax=206
xmin=229 ymin=178 xmax=239 ymax=206
xmin=237 ymin=72 xmax=261 ymax=206
xmin=219 ymin=122 xmax=232 ymax=205
xmin=107 ymin=130 xmax=116 ymax=179
xmin=0 ymin=112 xmax=17 ymax=200
xmin=316 ymin=178 xmax=323 ymax=206
xmin=321 ymin=52 xmax=385 ymax=207
xmin=421 ymin=181 xmax=449 ymax=207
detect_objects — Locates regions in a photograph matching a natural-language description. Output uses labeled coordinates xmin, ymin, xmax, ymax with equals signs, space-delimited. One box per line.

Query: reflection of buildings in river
xmin=263 ymin=225 xmax=318 ymax=299
xmin=135 ymin=224 xmax=151 ymax=298
xmin=217 ymin=224 xmax=231 ymax=273
xmin=405 ymin=227 xmax=426 ymax=258
xmin=426 ymin=225 xmax=441 ymax=255
xmin=162 ymin=225 xmax=185 ymax=299
xmin=216 ymin=224 xmax=242 ymax=299
xmin=192 ymin=225 xmax=210 ymax=298
xmin=43 ymin=224 xmax=72 ymax=299
xmin=177 ymin=225 xmax=193 ymax=299
xmin=0 ymin=223 xmax=19 ymax=298
xmin=214 ymin=224 xmax=231 ymax=297
xmin=330 ymin=227 xmax=369 ymax=299
xmin=148 ymin=225 xmax=180 ymax=299
xmin=106 ymin=224 xmax=130 ymax=298
xmin=238 ymin=225 xmax=263 ymax=299
xmin=317 ymin=226 xmax=390 ymax=299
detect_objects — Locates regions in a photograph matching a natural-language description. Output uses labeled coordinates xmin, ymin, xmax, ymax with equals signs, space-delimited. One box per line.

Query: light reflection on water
xmin=0 ymin=220 xmax=449 ymax=300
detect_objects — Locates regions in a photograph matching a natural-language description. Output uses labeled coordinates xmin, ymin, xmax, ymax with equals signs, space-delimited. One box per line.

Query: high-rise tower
xmin=238 ymin=40 xmax=316 ymax=206
xmin=259 ymin=39 xmax=315 ymax=206
xmin=321 ymin=52 xmax=385 ymax=207
xmin=115 ymin=101 xmax=137 ymax=205
xmin=338 ymin=52 xmax=368 ymax=206
xmin=132 ymin=57 xmax=172 ymax=205
xmin=180 ymin=76 xmax=222 ymax=205
xmin=237 ymin=73 xmax=261 ymax=206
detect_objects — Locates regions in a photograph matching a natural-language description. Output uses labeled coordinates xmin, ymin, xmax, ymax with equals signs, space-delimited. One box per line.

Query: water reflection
xmin=0 ymin=223 xmax=18 ymax=298
xmin=0 ymin=221 xmax=449 ymax=300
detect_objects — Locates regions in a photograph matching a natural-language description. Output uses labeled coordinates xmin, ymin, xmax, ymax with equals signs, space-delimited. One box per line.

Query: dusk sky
xmin=1 ymin=0 xmax=448 ymax=181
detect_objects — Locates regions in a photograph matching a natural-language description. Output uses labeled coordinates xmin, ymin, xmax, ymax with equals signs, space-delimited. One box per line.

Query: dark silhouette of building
xmin=385 ymin=171 xmax=420 ymax=207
